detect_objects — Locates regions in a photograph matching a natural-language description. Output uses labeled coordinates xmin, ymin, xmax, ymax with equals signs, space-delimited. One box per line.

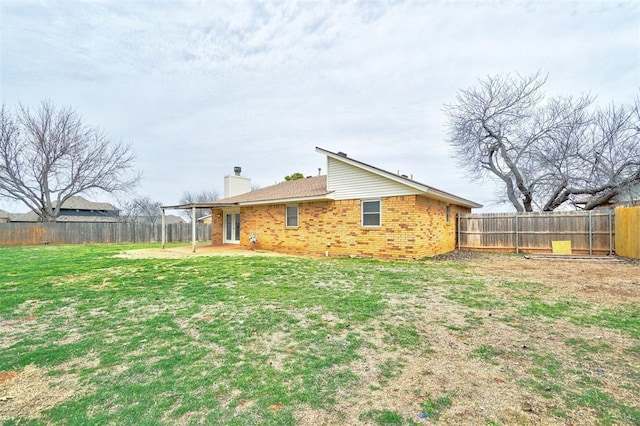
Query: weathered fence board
xmin=615 ymin=206 xmax=640 ymax=259
xmin=457 ymin=210 xmax=615 ymax=255
xmin=0 ymin=223 xmax=211 ymax=246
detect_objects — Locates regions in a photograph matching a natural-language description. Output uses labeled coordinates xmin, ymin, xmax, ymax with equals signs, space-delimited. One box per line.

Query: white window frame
xmin=361 ymin=199 xmax=381 ymax=227
xmin=285 ymin=204 xmax=299 ymax=228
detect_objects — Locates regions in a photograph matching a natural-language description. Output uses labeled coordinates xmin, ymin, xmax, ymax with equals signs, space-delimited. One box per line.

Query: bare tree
xmin=568 ymin=101 xmax=640 ymax=209
xmin=0 ymin=101 xmax=140 ymax=221
xmin=445 ymin=73 xmax=640 ymax=211
xmin=179 ymin=190 xmax=219 ymax=220
xmin=119 ymin=196 xmax=162 ymax=225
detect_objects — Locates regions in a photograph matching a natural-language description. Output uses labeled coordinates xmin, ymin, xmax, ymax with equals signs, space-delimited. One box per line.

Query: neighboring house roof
xmin=7 ymin=210 xmax=120 ymax=222
xmin=198 ymin=214 xmax=212 ymax=222
xmin=211 ymin=148 xmax=481 ymax=209
xmin=6 ymin=211 xmax=39 ymax=222
xmin=3 ymin=195 xmax=120 ymax=222
xmin=573 ymin=182 xmax=640 ymax=208
xmin=122 ymin=215 xmax=185 ymax=224
xmin=161 ymin=214 xmax=186 ymax=224
xmin=53 ymin=215 xmax=120 ymax=223
xmin=53 ymin=196 xmax=118 ymax=211
xmin=611 ymin=182 xmax=640 ymax=205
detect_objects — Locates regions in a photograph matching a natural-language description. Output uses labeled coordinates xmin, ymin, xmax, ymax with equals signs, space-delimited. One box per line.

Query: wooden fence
xmin=0 ymin=222 xmax=212 ymax=246
xmin=457 ymin=210 xmax=615 ymax=255
xmin=615 ymin=206 xmax=640 ymax=259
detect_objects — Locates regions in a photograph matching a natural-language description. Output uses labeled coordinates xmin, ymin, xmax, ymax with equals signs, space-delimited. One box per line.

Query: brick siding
xmin=211 ymin=210 xmax=223 ymax=245
xmin=212 ymin=195 xmax=470 ymax=259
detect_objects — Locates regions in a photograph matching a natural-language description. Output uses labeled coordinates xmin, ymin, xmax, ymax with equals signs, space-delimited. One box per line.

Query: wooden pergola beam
xmin=191 ymin=206 xmax=196 ymax=253
xmin=160 ymin=202 xmax=225 ymax=252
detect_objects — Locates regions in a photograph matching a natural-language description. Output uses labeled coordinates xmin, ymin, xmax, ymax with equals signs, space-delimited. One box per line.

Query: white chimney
xmin=224 ymin=166 xmax=252 ymax=198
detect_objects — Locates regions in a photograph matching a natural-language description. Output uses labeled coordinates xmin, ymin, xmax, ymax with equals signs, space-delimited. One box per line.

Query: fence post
xmin=589 ymin=210 xmax=593 ymax=256
xmin=161 ymin=209 xmax=166 ymax=249
xmin=608 ymin=209 xmax=613 ymax=255
xmin=515 ymin=212 xmax=519 ymax=254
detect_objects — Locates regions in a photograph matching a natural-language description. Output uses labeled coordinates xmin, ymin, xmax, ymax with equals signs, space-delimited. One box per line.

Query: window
xmin=446 ymin=205 xmax=451 ymax=223
xmin=286 ymin=205 xmax=298 ymax=227
xmin=362 ymin=200 xmax=381 ymax=227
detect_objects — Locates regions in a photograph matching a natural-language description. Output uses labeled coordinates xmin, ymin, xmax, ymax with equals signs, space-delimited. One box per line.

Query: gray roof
xmin=2 ymin=195 xmax=120 ymax=222
xmin=6 ymin=210 xmax=120 ymax=222
xmin=6 ymin=211 xmax=38 ymax=222
xmin=54 ymin=195 xmax=118 ymax=211
xmin=52 ymin=215 xmax=120 ymax=223
xmin=141 ymin=214 xmax=185 ymax=224
xmin=163 ymin=214 xmax=186 ymax=224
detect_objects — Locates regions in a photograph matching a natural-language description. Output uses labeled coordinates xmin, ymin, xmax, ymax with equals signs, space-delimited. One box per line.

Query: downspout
xmin=456 ymin=213 xmax=461 ymax=250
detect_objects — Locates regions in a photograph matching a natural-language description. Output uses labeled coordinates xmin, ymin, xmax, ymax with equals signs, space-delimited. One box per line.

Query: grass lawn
xmin=1 ymin=244 xmax=639 ymax=425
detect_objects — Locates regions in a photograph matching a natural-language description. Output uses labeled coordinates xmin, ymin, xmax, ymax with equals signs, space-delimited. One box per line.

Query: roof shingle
xmin=217 ymin=175 xmax=330 ymax=204
xmin=54 ymin=196 xmax=118 ymax=211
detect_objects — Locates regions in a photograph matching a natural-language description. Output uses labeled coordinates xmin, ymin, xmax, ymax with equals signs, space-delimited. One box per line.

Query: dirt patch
xmin=0 ymin=372 xmax=17 ymax=385
xmin=461 ymin=255 xmax=640 ymax=307
xmin=0 ymin=364 xmax=84 ymax=420
xmin=115 ymin=245 xmax=293 ymax=259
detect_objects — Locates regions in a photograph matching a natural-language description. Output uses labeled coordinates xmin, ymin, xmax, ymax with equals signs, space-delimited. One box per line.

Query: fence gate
xmin=615 ymin=206 xmax=640 ymax=259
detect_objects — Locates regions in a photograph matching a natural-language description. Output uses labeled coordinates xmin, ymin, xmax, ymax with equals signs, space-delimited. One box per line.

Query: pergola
xmin=160 ymin=202 xmax=231 ymax=252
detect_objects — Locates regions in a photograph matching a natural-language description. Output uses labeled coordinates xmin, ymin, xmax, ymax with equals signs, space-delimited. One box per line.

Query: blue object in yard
xmin=418 ymin=412 xmax=428 ymax=418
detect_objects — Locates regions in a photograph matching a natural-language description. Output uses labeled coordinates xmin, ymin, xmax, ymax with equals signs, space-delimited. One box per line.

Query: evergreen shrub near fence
xmin=0 ymin=223 xmax=212 ymax=246
xmin=457 ymin=210 xmax=615 ymax=255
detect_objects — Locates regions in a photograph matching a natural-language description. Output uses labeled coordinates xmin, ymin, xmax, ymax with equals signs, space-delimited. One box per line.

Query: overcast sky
xmin=1 ymin=0 xmax=638 ymax=213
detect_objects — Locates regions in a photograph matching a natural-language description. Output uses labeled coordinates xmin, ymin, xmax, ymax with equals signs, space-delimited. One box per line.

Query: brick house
xmin=208 ymin=147 xmax=481 ymax=259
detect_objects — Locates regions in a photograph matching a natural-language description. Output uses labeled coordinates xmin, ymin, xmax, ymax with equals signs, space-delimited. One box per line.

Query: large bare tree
xmin=445 ymin=73 xmax=640 ymax=211
xmin=179 ymin=190 xmax=220 ymax=220
xmin=0 ymin=101 xmax=140 ymax=221
xmin=119 ymin=196 xmax=162 ymax=225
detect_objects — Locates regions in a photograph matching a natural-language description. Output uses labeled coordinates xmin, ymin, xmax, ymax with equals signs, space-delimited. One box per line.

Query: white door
xmin=224 ymin=210 xmax=241 ymax=244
